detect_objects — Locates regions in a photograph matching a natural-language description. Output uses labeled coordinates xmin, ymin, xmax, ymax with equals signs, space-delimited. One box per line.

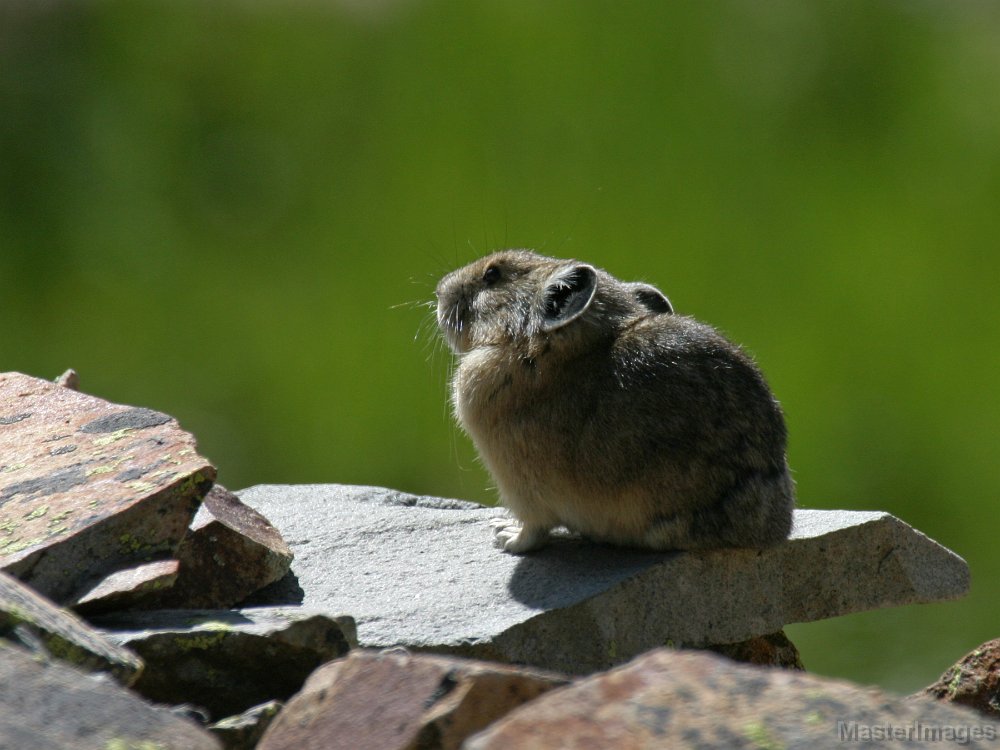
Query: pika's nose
xmin=434 ymin=271 xmax=455 ymax=300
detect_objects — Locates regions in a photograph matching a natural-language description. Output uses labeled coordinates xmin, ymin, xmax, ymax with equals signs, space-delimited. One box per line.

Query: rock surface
xmin=465 ymin=647 xmax=1000 ymax=749
xmin=72 ymin=559 xmax=181 ymax=614
xmin=923 ymin=638 xmax=1000 ymax=719
xmin=210 ymin=700 xmax=283 ymax=750
xmin=156 ymin=484 xmax=293 ymax=609
xmin=0 ymin=639 xmax=219 ymax=750
xmin=237 ymin=483 xmax=970 ymax=674
xmin=0 ymin=569 xmax=143 ymax=685
xmin=94 ymin=607 xmax=357 ymax=720
xmin=0 ymin=371 xmax=216 ymax=603
xmin=706 ymin=629 xmax=804 ymax=669
xmin=258 ymin=649 xmax=568 ymax=750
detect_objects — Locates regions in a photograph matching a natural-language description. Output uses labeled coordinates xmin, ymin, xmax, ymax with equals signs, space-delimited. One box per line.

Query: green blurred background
xmin=2 ymin=0 xmax=997 ymax=694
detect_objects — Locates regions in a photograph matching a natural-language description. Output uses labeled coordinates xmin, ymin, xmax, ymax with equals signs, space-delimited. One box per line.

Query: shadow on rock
xmin=238 ymin=571 xmax=305 ymax=607
xmin=505 ymin=535 xmax=674 ymax=609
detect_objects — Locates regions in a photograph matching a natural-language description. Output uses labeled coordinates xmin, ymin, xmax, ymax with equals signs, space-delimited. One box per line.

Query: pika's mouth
xmin=436 ymin=295 xmax=469 ymax=354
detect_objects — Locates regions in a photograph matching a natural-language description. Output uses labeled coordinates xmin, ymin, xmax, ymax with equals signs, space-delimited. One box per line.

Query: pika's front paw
xmin=489 ymin=517 xmax=549 ymax=554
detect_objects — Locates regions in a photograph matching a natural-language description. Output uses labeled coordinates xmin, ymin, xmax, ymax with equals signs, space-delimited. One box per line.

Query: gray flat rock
xmin=238 ymin=484 xmax=970 ymax=674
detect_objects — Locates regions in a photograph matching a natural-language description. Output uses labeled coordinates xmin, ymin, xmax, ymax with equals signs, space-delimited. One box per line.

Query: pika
xmin=436 ymin=250 xmax=794 ymax=554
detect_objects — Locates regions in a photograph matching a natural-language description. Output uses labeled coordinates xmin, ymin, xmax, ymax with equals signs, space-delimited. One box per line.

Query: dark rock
xmin=94 ymin=607 xmax=356 ymax=721
xmin=706 ymin=630 xmax=804 ymax=669
xmin=210 ymin=700 xmax=283 ymax=750
xmin=0 ymin=640 xmax=219 ymax=750
xmin=0 ymin=371 xmax=216 ymax=603
xmin=257 ymin=649 xmax=568 ymax=750
xmin=922 ymin=638 xmax=1000 ymax=718
xmin=465 ymin=647 xmax=1000 ymax=749
xmin=71 ymin=559 xmax=181 ymax=615
xmin=0 ymin=569 xmax=142 ymax=685
xmin=237 ymin=483 xmax=969 ymax=674
xmin=154 ymin=484 xmax=293 ymax=609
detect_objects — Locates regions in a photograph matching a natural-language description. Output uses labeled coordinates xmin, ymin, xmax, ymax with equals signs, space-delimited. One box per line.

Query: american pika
xmin=436 ymin=250 xmax=794 ymax=554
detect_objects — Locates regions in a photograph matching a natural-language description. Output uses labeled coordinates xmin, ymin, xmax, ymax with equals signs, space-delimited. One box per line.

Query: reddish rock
xmin=72 ymin=559 xmax=181 ymax=614
xmin=465 ymin=648 xmax=1000 ymax=749
xmin=923 ymin=638 xmax=1000 ymax=718
xmin=156 ymin=484 xmax=293 ymax=609
xmin=0 ymin=372 xmax=215 ymax=603
xmin=258 ymin=650 xmax=568 ymax=750
xmin=0 ymin=569 xmax=143 ymax=685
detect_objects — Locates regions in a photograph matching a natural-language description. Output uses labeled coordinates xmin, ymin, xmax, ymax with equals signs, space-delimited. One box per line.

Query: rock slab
xmin=465 ymin=647 xmax=1000 ymax=749
xmin=923 ymin=638 xmax=1000 ymax=718
xmin=158 ymin=484 xmax=294 ymax=609
xmin=0 ymin=569 xmax=142 ymax=685
xmin=72 ymin=559 xmax=181 ymax=614
xmin=238 ymin=483 xmax=970 ymax=674
xmin=0 ymin=640 xmax=219 ymax=750
xmin=94 ymin=606 xmax=357 ymax=720
xmin=258 ymin=649 xmax=568 ymax=750
xmin=0 ymin=371 xmax=216 ymax=603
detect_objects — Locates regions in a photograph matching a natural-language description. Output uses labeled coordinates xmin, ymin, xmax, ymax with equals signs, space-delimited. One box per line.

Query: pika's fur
xmin=436 ymin=250 xmax=794 ymax=554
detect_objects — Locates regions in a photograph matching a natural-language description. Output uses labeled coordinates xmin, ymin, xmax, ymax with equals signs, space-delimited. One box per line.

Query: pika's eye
xmin=482 ymin=265 xmax=501 ymax=285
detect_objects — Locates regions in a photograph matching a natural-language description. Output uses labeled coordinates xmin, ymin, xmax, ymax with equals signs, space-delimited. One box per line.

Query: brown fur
xmin=436 ymin=250 xmax=794 ymax=554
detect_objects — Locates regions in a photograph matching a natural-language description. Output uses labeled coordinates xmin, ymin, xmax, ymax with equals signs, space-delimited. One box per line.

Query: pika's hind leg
xmin=489 ymin=517 xmax=551 ymax=554
xmin=642 ymin=514 xmax=699 ymax=551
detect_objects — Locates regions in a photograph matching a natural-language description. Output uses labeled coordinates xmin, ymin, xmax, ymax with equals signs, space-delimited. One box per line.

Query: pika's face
xmin=436 ymin=250 xmax=600 ymax=354
xmin=436 ymin=250 xmax=674 ymax=356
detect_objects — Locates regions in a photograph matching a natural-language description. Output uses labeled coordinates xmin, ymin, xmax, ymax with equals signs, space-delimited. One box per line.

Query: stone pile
xmin=0 ymin=370 xmax=995 ymax=749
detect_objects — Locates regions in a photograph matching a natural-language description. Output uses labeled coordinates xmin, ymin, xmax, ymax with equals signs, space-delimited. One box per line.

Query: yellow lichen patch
xmin=116 ymin=534 xmax=150 ymax=553
xmin=24 ymin=505 xmax=48 ymax=520
xmin=744 ymin=721 xmax=785 ymax=750
xmin=182 ymin=615 xmax=234 ymax=631
xmin=47 ymin=509 xmax=73 ymax=526
xmin=198 ymin=621 xmax=234 ymax=632
xmin=104 ymin=740 xmax=169 ymax=750
xmin=86 ymin=454 xmax=136 ymax=477
xmin=175 ymin=630 xmax=229 ymax=652
xmin=947 ymin=668 xmax=963 ymax=697
xmin=92 ymin=429 xmax=134 ymax=447
xmin=0 ymin=535 xmax=46 ymax=555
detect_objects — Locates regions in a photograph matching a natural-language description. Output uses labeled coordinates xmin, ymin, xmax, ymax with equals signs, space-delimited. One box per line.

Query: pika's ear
xmin=541 ymin=264 xmax=598 ymax=331
xmin=629 ymin=282 xmax=673 ymax=314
